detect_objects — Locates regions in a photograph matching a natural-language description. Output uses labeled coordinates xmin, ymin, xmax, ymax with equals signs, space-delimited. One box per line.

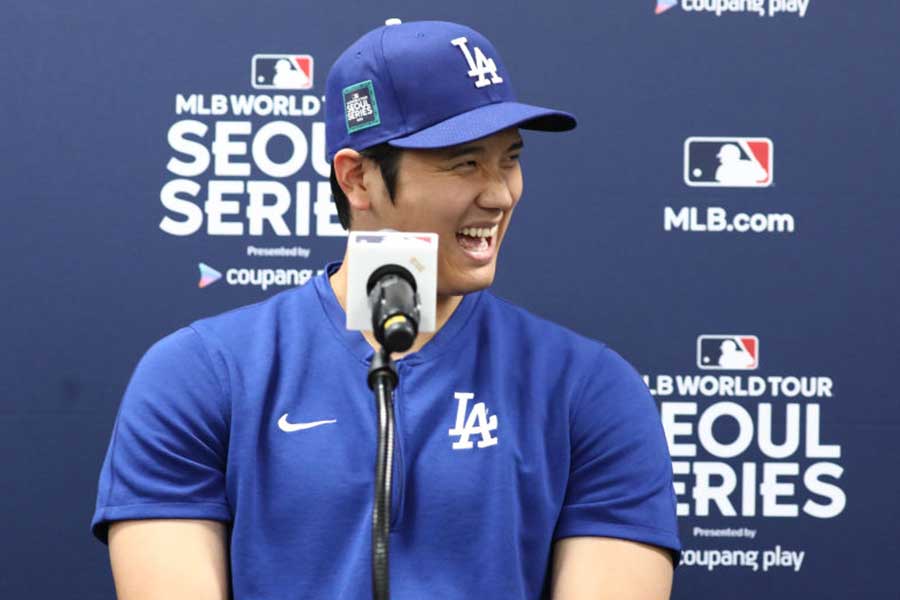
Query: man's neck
xmin=328 ymin=258 xmax=464 ymax=359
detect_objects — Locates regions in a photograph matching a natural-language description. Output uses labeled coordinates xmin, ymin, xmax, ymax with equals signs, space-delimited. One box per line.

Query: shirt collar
xmin=313 ymin=261 xmax=482 ymax=365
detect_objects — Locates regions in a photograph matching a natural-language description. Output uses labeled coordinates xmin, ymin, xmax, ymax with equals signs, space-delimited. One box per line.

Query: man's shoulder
xmin=198 ymin=279 xmax=316 ymax=324
xmin=183 ymin=280 xmax=324 ymax=357
xmin=477 ymin=292 xmax=648 ymax=407
xmin=480 ymin=291 xmax=610 ymax=360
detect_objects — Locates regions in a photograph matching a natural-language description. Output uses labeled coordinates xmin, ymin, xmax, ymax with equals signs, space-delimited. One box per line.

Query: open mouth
xmin=455 ymin=225 xmax=498 ymax=258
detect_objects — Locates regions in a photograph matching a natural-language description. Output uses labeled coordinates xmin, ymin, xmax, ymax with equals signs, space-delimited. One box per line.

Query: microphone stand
xmin=365 ymin=267 xmax=419 ymax=600
xmin=367 ymin=346 xmax=398 ymax=600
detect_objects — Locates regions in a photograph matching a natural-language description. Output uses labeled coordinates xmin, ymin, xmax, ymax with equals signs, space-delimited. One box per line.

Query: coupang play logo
xmin=198 ymin=263 xmax=222 ymax=288
xmin=656 ymin=0 xmax=678 ymax=13
xmin=197 ymin=261 xmax=319 ymax=291
xmin=655 ymin=0 xmax=810 ymax=18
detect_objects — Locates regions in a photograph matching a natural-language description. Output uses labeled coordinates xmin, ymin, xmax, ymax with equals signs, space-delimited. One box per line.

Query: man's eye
xmin=453 ymin=160 xmax=477 ymax=170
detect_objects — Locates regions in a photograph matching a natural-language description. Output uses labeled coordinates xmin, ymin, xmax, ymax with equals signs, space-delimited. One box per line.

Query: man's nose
xmin=476 ymin=170 xmax=517 ymax=211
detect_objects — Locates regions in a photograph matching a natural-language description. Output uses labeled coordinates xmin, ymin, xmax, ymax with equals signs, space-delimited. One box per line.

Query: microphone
xmin=346 ymin=231 xmax=438 ymax=350
xmin=367 ymin=265 xmax=419 ymax=353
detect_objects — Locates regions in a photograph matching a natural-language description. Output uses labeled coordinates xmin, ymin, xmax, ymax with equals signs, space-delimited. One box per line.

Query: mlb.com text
xmin=664 ymin=206 xmax=795 ymax=233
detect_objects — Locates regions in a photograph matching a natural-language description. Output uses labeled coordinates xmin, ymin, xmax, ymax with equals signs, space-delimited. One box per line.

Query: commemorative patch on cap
xmin=343 ymin=80 xmax=381 ymax=133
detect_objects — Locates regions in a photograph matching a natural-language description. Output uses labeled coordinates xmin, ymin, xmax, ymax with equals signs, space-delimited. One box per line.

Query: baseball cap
xmin=325 ymin=19 xmax=577 ymax=162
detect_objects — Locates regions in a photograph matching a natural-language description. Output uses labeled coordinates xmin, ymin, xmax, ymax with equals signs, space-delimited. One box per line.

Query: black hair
xmin=330 ymin=143 xmax=403 ymax=230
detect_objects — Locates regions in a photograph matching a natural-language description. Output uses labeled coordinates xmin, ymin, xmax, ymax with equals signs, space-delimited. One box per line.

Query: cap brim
xmin=386 ymin=101 xmax=576 ymax=150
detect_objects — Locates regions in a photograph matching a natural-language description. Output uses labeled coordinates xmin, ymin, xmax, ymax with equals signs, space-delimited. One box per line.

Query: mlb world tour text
xmin=645 ymin=374 xmax=846 ymax=520
xmin=160 ymin=94 xmax=344 ymax=238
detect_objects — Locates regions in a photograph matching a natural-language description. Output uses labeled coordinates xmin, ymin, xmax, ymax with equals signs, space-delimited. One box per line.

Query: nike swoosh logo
xmin=277 ymin=413 xmax=337 ymax=432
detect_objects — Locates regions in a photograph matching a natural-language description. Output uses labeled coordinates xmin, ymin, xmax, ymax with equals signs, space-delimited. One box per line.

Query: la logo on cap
xmin=450 ymin=37 xmax=503 ymax=88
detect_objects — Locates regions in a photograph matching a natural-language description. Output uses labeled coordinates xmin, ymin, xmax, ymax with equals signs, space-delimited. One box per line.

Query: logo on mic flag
xmin=697 ymin=335 xmax=759 ymax=370
xmin=355 ymin=233 xmax=435 ymax=245
xmin=198 ymin=263 xmax=222 ymax=288
xmin=684 ymin=137 xmax=773 ymax=187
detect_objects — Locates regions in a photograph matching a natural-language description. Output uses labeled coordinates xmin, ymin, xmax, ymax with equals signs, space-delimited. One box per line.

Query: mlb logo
xmin=697 ymin=335 xmax=759 ymax=370
xmin=355 ymin=234 xmax=388 ymax=244
xmin=684 ymin=137 xmax=773 ymax=187
xmin=252 ymin=54 xmax=313 ymax=90
xmin=355 ymin=233 xmax=434 ymax=245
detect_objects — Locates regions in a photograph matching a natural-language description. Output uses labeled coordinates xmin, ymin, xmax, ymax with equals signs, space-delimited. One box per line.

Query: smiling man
xmin=93 ymin=19 xmax=680 ymax=600
xmin=328 ymin=128 xmax=525 ymax=352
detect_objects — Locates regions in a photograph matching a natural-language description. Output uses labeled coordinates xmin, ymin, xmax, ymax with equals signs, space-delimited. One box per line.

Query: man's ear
xmin=333 ymin=149 xmax=371 ymax=212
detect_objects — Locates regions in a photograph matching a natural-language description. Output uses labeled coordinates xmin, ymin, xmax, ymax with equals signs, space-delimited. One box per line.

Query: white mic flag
xmin=345 ymin=231 xmax=438 ymax=333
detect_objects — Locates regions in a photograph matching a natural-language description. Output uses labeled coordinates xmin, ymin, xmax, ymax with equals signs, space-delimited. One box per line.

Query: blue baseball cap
xmin=325 ymin=19 xmax=577 ymax=162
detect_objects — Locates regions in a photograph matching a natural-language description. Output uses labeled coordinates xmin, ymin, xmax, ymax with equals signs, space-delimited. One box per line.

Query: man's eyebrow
xmin=443 ymin=144 xmax=485 ymax=160
xmin=442 ymin=139 xmax=524 ymax=160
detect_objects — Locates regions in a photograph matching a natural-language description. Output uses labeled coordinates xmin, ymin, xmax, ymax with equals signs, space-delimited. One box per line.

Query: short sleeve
xmin=91 ymin=326 xmax=232 ymax=544
xmin=554 ymin=346 xmax=681 ymax=560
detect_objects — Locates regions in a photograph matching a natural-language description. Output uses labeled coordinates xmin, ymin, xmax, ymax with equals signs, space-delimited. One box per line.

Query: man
xmin=92 ymin=20 xmax=680 ymax=599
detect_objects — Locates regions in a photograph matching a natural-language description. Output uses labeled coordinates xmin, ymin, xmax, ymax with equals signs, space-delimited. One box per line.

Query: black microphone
xmin=366 ymin=264 xmax=420 ymax=353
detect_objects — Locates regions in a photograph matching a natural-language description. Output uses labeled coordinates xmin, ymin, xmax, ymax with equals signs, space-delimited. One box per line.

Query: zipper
xmin=389 ymin=363 xmax=408 ymax=529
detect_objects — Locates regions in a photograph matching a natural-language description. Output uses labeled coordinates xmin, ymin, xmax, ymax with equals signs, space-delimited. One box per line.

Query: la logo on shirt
xmin=448 ymin=392 xmax=499 ymax=449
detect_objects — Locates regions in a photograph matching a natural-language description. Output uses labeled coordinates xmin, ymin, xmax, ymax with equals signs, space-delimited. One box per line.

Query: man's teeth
xmin=457 ymin=225 xmax=498 ymax=238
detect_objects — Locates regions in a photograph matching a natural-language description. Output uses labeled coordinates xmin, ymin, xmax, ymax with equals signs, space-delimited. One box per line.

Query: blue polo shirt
xmin=92 ymin=263 xmax=680 ymax=598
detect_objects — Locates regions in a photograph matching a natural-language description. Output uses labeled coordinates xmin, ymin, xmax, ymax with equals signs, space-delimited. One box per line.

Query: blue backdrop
xmin=2 ymin=0 xmax=898 ymax=597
